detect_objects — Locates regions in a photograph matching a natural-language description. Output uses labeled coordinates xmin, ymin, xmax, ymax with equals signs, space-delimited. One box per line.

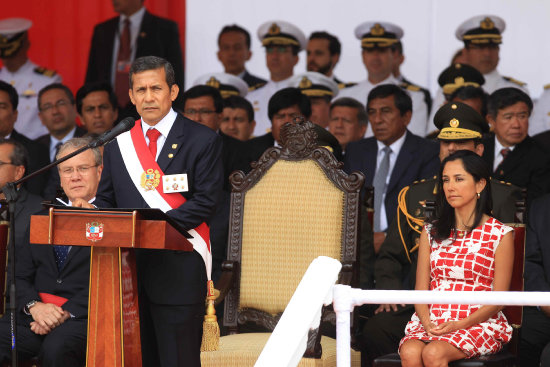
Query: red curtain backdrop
xmin=2 ymin=0 xmax=186 ymax=95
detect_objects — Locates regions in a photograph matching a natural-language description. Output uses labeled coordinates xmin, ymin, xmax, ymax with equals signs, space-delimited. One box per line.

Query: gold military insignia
xmin=22 ymin=89 xmax=37 ymax=97
xmin=172 ymin=144 xmax=178 ymax=149
xmin=206 ymin=77 xmax=220 ymax=89
xmin=414 ymin=208 xmax=422 ymax=217
xmin=480 ymin=17 xmax=495 ymax=30
xmin=455 ymin=63 xmax=462 ymax=69
xmin=370 ymin=23 xmax=385 ymax=36
xmin=299 ymin=77 xmax=312 ymax=89
xmin=450 ymin=118 xmax=459 ymax=128
xmin=140 ymin=168 xmax=161 ymax=191
xmin=268 ymin=23 xmax=281 ymax=35
xmin=454 ymin=76 xmax=465 ymax=85
xmin=168 ymin=153 xmax=174 ymax=158
xmin=451 ymin=104 xmax=458 ymax=110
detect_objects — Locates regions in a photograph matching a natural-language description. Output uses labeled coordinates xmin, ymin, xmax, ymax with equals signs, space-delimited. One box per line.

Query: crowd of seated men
xmin=2 ymin=3 xmax=550 ymax=366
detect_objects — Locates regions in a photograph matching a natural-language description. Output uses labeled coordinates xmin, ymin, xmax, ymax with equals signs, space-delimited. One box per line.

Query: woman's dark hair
xmin=431 ymin=150 xmax=492 ymax=241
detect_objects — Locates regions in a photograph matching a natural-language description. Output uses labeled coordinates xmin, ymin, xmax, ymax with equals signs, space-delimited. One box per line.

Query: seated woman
xmin=399 ymin=150 xmax=514 ymax=367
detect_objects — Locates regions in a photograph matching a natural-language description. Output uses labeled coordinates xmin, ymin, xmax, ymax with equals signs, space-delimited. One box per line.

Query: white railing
xmin=333 ymin=285 xmax=550 ymax=367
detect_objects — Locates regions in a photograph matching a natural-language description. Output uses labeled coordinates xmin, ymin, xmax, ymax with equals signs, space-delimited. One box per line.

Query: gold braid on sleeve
xmin=397 ymin=186 xmax=425 ymax=263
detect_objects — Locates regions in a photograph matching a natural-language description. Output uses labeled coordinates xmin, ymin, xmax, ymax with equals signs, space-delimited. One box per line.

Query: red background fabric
xmin=1 ymin=1 xmax=186 ymax=94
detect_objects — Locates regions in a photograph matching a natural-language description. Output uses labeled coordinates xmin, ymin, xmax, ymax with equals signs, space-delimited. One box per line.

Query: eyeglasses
xmin=59 ymin=165 xmax=98 ymax=177
xmin=40 ymin=99 xmax=71 ymax=112
xmin=184 ymin=109 xmax=217 ymax=117
xmin=0 ymin=160 xmax=13 ymax=167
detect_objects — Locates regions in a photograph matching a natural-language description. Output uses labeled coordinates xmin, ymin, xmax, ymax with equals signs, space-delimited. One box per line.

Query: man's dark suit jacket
xmin=14 ymin=188 xmax=43 ymax=252
xmin=525 ymin=193 xmax=550 ymax=292
xmin=10 ymin=130 xmax=50 ymax=196
xmin=18 ymin=216 xmax=91 ymax=318
xmin=85 ymin=10 xmax=185 ymax=112
xmin=343 ymin=131 xmax=439 ymax=228
xmin=94 ymin=113 xmax=223 ymax=305
xmin=482 ymin=134 xmax=550 ymax=204
xmin=34 ymin=126 xmax=88 ymax=200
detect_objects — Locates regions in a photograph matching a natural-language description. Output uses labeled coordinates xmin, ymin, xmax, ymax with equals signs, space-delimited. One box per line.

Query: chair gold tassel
xmin=200 ymin=280 xmax=220 ymax=351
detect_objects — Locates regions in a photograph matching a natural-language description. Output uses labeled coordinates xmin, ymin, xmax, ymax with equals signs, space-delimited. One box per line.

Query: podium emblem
xmin=141 ymin=168 xmax=161 ymax=191
xmin=86 ymin=222 xmax=104 ymax=242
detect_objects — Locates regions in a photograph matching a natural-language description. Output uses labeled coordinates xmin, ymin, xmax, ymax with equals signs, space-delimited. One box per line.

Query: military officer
xmin=288 ymin=71 xmax=339 ymax=128
xmin=359 ymin=101 xmax=523 ymax=366
xmin=192 ymin=72 xmax=249 ymax=98
xmin=0 ymin=18 xmax=61 ymax=140
xmin=428 ymin=63 xmax=487 ymax=133
xmin=246 ymin=20 xmax=306 ymax=137
xmin=456 ymin=15 xmax=528 ymax=94
xmin=338 ymin=21 xmax=429 ymax=138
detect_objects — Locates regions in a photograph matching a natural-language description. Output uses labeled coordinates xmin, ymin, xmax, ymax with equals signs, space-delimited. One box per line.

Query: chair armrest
xmin=214 ymin=260 xmax=239 ymax=306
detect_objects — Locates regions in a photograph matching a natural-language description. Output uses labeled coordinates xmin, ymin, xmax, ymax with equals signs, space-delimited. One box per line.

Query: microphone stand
xmin=0 ymin=134 xmax=121 ymax=366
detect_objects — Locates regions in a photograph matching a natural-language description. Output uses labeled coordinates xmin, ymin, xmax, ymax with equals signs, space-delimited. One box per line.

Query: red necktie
xmin=500 ymin=148 xmax=510 ymax=161
xmin=115 ymin=18 xmax=131 ymax=108
xmin=146 ymin=128 xmax=161 ymax=159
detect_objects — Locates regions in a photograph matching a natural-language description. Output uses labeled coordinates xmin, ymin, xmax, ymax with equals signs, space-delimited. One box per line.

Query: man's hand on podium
xmin=72 ymin=198 xmax=95 ymax=209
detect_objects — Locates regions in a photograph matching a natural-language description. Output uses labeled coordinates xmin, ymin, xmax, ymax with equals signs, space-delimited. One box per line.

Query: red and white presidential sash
xmin=116 ymin=120 xmax=212 ymax=280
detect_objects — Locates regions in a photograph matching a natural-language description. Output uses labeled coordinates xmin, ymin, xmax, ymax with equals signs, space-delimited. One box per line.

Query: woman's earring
xmin=477 ymin=192 xmax=481 ymax=199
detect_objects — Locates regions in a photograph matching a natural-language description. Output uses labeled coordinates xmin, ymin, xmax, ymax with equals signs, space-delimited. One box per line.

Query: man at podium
xmin=0 ymin=137 xmax=103 ymax=366
xmin=78 ymin=56 xmax=223 ymax=367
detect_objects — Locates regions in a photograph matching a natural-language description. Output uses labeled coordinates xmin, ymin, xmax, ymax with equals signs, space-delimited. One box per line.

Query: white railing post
xmin=333 ymin=284 xmax=353 ymax=367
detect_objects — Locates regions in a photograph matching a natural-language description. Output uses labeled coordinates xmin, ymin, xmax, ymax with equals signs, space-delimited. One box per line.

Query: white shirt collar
xmin=376 ymin=130 xmax=407 ymax=156
xmin=57 ymin=197 xmax=96 ymax=206
xmin=119 ymin=6 xmax=146 ymax=27
xmin=494 ymin=135 xmax=515 ymax=157
xmin=141 ymin=108 xmax=177 ymax=139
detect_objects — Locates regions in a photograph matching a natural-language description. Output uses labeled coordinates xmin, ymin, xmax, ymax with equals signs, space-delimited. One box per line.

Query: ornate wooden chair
xmin=201 ymin=121 xmax=364 ymax=366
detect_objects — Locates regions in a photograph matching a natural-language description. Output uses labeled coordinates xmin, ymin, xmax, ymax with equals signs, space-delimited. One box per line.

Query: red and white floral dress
xmin=399 ymin=217 xmax=513 ymax=358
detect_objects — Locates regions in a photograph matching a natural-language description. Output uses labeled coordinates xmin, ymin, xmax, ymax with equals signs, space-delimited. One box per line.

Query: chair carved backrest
xmin=223 ymin=121 xmax=364 ymax=336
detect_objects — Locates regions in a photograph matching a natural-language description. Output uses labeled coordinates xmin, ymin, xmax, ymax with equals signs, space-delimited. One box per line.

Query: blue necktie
xmin=54 ymin=245 xmax=70 ymax=270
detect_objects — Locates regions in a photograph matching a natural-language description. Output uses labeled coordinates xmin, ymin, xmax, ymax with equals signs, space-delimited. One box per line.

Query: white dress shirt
xmin=493 ymin=136 xmax=515 ymax=171
xmin=141 ymin=108 xmax=177 ymax=161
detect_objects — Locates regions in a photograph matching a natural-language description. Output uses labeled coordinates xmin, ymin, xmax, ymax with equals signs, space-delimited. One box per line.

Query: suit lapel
xmin=500 ymin=137 xmax=530 ymax=175
xmin=136 ymin=11 xmax=152 ymax=57
xmin=156 ymin=114 xmax=185 ymax=172
xmin=387 ymin=132 xmax=415 ymax=194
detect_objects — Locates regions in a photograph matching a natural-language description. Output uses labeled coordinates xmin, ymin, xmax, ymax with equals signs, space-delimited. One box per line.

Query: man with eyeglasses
xmin=0 ymin=137 xmax=101 ymax=366
xmin=35 ymin=83 xmax=86 ymax=163
xmin=182 ymin=84 xmax=249 ymax=283
xmin=35 ymin=83 xmax=87 ymax=200
xmin=482 ymin=87 xmax=550 ymax=205
xmin=246 ymin=20 xmax=306 ymax=137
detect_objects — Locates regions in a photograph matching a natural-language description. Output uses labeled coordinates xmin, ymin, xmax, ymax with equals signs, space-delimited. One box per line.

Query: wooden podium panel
xmin=30 ymin=208 xmax=193 ymax=367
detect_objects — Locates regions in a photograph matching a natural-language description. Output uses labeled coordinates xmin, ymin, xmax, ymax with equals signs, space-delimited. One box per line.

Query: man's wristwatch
xmin=23 ymin=300 xmax=39 ymax=315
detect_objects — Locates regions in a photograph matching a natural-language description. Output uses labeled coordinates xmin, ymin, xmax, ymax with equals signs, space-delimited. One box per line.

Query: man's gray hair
xmin=129 ymin=56 xmax=176 ymax=89
xmin=56 ymin=137 xmax=102 ymax=167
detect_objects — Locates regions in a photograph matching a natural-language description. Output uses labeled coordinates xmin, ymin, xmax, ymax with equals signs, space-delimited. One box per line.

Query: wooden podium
xmin=30 ymin=207 xmax=193 ymax=367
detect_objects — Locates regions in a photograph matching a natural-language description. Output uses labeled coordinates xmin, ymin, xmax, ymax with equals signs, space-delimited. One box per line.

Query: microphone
xmin=90 ymin=117 xmax=136 ymax=148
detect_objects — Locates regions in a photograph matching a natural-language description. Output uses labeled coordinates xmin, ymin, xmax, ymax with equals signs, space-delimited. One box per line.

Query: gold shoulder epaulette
xmin=400 ymin=81 xmax=421 ymax=92
xmin=503 ymin=76 xmax=526 ymax=87
xmin=338 ymin=82 xmax=357 ymax=90
xmin=248 ymin=82 xmax=267 ymax=92
xmin=544 ymin=83 xmax=550 ymax=90
xmin=34 ymin=66 xmax=57 ymax=78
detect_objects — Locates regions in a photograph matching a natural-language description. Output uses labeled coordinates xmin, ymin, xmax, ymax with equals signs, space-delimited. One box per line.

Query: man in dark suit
xmin=79 ymin=56 xmax=223 ymax=367
xmin=34 ymin=83 xmax=86 ymax=200
xmin=521 ymin=193 xmax=550 ymax=367
xmin=0 ymin=137 xmax=103 ymax=366
xmin=344 ymin=84 xmax=439 ymax=254
xmin=0 ymin=80 xmax=49 ymax=196
xmin=359 ymin=102 xmax=523 ymax=367
xmin=245 ymin=87 xmax=342 ymax=167
xmin=483 ymin=87 xmax=550 ymax=204
xmin=85 ymin=0 xmax=185 ymax=117
xmin=217 ymin=24 xmax=266 ymax=89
